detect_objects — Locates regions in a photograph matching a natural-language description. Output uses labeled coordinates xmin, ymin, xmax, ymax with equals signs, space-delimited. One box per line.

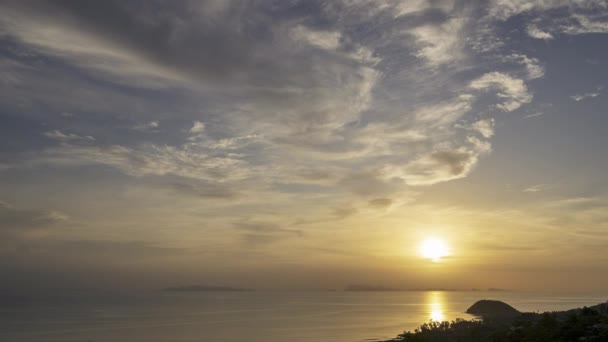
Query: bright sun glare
xmin=420 ymin=238 xmax=449 ymax=262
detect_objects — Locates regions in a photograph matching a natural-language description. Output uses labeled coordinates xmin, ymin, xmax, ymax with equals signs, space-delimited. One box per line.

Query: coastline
xmin=384 ymin=300 xmax=608 ymax=341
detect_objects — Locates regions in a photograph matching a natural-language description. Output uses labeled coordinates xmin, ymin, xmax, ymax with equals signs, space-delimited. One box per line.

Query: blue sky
xmin=1 ymin=0 xmax=608 ymax=292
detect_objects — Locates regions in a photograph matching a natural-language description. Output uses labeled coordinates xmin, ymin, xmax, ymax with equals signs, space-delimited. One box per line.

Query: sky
xmin=1 ymin=0 xmax=608 ymax=293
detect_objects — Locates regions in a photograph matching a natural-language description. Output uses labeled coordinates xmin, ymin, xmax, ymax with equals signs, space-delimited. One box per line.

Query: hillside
xmin=387 ymin=300 xmax=608 ymax=341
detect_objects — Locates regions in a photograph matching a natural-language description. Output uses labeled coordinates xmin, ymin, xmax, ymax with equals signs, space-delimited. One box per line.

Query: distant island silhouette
xmin=345 ymin=285 xmax=403 ymax=291
xmin=385 ymin=299 xmax=608 ymax=341
xmin=345 ymin=285 xmax=509 ymax=292
xmin=163 ymin=285 xmax=253 ymax=292
xmin=466 ymin=299 xmax=521 ymax=319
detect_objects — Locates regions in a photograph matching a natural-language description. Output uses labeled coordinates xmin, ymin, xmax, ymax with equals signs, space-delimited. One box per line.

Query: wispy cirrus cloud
xmin=570 ymin=87 xmax=603 ymax=101
xmin=470 ymin=72 xmax=532 ymax=112
xmin=411 ymin=16 xmax=466 ymax=67
xmin=132 ymin=121 xmax=159 ymax=133
xmin=18 ymin=143 xmax=253 ymax=183
xmin=523 ymin=184 xmax=545 ymax=193
xmin=524 ymin=112 xmax=544 ymax=119
xmin=563 ymin=13 xmax=608 ymax=35
xmin=0 ymin=0 xmax=548 ymax=193
xmin=44 ymin=130 xmax=95 ymax=142
xmin=0 ymin=201 xmax=68 ymax=237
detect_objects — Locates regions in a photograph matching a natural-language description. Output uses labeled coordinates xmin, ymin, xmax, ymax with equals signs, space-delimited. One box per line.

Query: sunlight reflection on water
xmin=427 ymin=291 xmax=445 ymax=322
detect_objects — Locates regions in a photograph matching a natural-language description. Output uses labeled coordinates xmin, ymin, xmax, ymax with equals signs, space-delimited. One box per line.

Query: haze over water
xmin=2 ymin=291 xmax=607 ymax=342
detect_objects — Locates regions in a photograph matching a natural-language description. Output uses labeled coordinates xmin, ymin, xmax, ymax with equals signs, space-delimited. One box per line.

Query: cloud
xmin=487 ymin=0 xmax=608 ymax=21
xmin=331 ymin=206 xmax=358 ymax=219
xmin=234 ymin=222 xmax=302 ymax=246
xmin=338 ymin=172 xmax=401 ymax=197
xmin=290 ymin=25 xmax=342 ymax=51
xmin=467 ymin=2 xmax=607 ymax=59
xmin=0 ymin=3 xmax=187 ymax=89
xmin=48 ymin=239 xmax=186 ymax=258
xmin=3 ymin=238 xmax=187 ymax=261
xmin=524 ymin=112 xmax=544 ymax=119
xmin=563 ymin=14 xmax=608 ymax=35
xmin=369 ymin=0 xmax=455 ymax=18
xmin=390 ymin=136 xmax=492 ymax=186
xmin=368 ymin=198 xmax=393 ymax=209
xmin=527 ymin=25 xmax=554 ymax=40
xmin=205 ymin=135 xmax=261 ymax=150
xmin=1 ymin=0 xmax=608 ymax=291
xmin=411 ymin=17 xmax=466 ymax=66
xmin=167 ymin=182 xmax=239 ymax=200
xmin=545 ymin=197 xmax=601 ymax=208
xmin=470 ymin=72 xmax=532 ymax=111
xmin=408 ymin=149 xmax=479 ymax=185
xmin=0 ymin=2 xmax=571 ymax=236
xmin=505 ymin=54 xmax=545 ymax=80
xmin=25 ymin=143 xmax=252 ymax=182
xmin=240 ymin=234 xmax=283 ymax=246
xmin=0 ymin=1 xmax=551 ymax=204
xmin=413 ymin=94 xmax=474 ymax=126
xmin=474 ymin=241 xmax=539 ymax=252
xmin=132 ymin=121 xmax=159 ymax=132
xmin=0 ymin=201 xmax=68 ymax=234
xmin=44 ymin=130 xmax=95 ymax=142
xmin=523 ymin=184 xmax=545 ymax=193
xmin=234 ymin=222 xmax=301 ymax=236
xmin=471 ymin=118 xmax=495 ymax=138
xmin=523 ymin=13 xmax=608 ymax=41
xmin=485 ymin=1 xmax=608 ymax=47
xmin=190 ymin=121 xmax=206 ymax=134
xmin=0 ymin=1 xmax=497 ymax=195
xmin=570 ymin=88 xmax=602 ymax=101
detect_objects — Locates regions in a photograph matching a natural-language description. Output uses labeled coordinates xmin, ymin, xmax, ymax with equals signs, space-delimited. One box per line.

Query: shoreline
xmin=383 ymin=300 xmax=608 ymax=341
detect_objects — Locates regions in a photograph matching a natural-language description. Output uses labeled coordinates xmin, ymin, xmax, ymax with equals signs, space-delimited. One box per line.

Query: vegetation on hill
xmin=387 ymin=302 xmax=608 ymax=342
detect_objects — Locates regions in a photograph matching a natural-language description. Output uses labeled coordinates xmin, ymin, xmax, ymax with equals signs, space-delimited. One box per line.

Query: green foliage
xmin=388 ymin=304 xmax=608 ymax=342
xmin=392 ymin=319 xmax=510 ymax=342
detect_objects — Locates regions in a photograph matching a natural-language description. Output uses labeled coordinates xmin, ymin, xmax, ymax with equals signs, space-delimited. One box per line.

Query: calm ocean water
xmin=1 ymin=290 xmax=606 ymax=341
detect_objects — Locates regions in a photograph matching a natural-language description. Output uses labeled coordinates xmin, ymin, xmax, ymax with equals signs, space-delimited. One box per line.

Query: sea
xmin=1 ymin=290 xmax=606 ymax=341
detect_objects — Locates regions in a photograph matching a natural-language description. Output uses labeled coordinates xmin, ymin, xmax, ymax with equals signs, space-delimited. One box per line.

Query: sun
xmin=419 ymin=238 xmax=449 ymax=262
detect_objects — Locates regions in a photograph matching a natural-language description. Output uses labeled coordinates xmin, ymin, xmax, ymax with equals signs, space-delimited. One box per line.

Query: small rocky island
xmin=466 ymin=299 xmax=521 ymax=319
xmin=386 ymin=300 xmax=608 ymax=341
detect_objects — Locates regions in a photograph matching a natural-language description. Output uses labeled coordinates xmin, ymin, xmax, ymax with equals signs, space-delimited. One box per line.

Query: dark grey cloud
xmin=240 ymin=233 xmax=283 ymax=246
xmin=0 ymin=0 xmax=381 ymax=157
xmin=2 ymin=0 xmax=366 ymax=89
xmin=368 ymin=197 xmax=393 ymax=209
xmin=296 ymin=169 xmax=333 ymax=182
xmin=233 ymin=221 xmax=302 ymax=246
xmin=339 ymin=171 xmax=402 ymax=197
xmin=474 ymin=241 xmax=540 ymax=252
xmin=49 ymin=239 xmax=186 ymax=257
xmin=167 ymin=182 xmax=239 ymax=200
xmin=3 ymin=0 xmax=257 ymax=82
xmin=0 ymin=201 xmax=67 ymax=233
xmin=431 ymin=150 xmax=474 ymax=176
xmin=331 ymin=205 xmax=358 ymax=219
xmin=234 ymin=222 xmax=302 ymax=237
xmin=4 ymin=238 xmax=186 ymax=257
xmin=0 ymin=0 xmax=517 ymax=189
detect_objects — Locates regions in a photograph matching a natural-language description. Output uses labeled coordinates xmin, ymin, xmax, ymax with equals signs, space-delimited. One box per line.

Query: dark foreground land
xmin=386 ymin=300 xmax=608 ymax=341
